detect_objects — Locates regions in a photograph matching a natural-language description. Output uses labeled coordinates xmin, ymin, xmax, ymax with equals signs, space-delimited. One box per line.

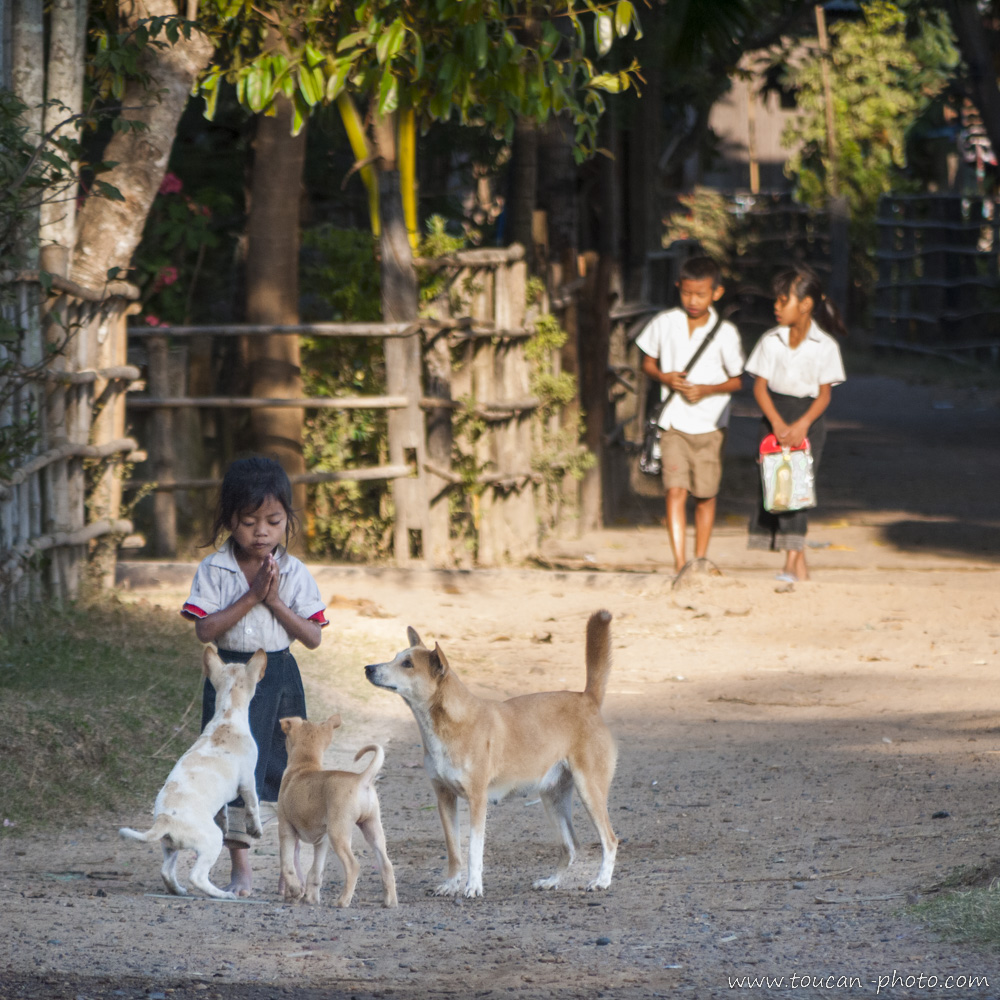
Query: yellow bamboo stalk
xmin=399 ymin=108 xmax=418 ymax=250
xmin=337 ymin=93 xmax=380 ymax=237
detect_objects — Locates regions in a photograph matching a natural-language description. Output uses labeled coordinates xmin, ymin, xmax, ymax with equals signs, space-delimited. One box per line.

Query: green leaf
xmin=337 ymin=30 xmax=368 ymax=52
xmin=378 ymin=70 xmax=398 ymax=114
xmin=246 ymin=65 xmax=266 ymax=112
xmin=588 ymin=72 xmax=623 ymax=93
xmin=474 ymin=19 xmax=488 ymax=69
xmin=292 ymin=93 xmax=309 ymax=136
xmin=595 ymin=13 xmax=613 ymax=56
xmin=204 ymin=78 xmax=220 ymax=120
xmin=376 ymin=18 xmax=405 ymax=64
xmin=299 ymin=63 xmax=321 ymax=105
xmin=325 ymin=59 xmax=352 ymax=101
xmin=93 ymin=180 xmax=126 ymax=202
xmin=614 ymin=1 xmax=640 ymax=39
xmin=412 ymin=31 xmax=425 ymax=77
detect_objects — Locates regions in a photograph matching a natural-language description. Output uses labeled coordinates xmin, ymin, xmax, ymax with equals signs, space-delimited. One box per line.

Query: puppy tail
xmin=354 ymin=744 xmax=385 ymax=785
xmin=119 ymin=814 xmax=171 ymax=843
xmin=583 ymin=609 xmax=613 ymax=706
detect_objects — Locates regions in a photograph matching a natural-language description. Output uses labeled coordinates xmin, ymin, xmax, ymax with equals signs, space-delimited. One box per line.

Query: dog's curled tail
xmin=119 ymin=814 xmax=171 ymax=843
xmin=354 ymin=744 xmax=385 ymax=785
xmin=583 ymin=609 xmax=613 ymax=706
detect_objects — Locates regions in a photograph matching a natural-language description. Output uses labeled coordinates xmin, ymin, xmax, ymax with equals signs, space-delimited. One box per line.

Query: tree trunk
xmin=537 ymin=116 xmax=578 ymax=263
xmin=508 ymin=117 xmax=538 ymax=271
xmin=70 ymin=0 xmax=214 ymax=289
xmin=372 ymin=111 xmax=427 ymax=566
xmin=39 ymin=0 xmax=87 ymax=275
xmin=10 ymin=0 xmax=43 ymax=268
xmin=947 ymin=1 xmax=1000 ymax=161
xmin=244 ymin=96 xmax=308 ymax=522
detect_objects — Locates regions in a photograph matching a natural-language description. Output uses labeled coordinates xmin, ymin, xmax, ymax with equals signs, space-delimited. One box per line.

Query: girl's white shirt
xmin=745 ymin=320 xmax=846 ymax=398
xmin=182 ymin=539 xmax=327 ymax=653
xmin=634 ymin=306 xmax=745 ymax=434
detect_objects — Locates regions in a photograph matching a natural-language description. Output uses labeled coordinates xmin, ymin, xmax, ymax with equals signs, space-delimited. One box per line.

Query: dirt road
xmin=2 ymin=376 xmax=1000 ymax=1000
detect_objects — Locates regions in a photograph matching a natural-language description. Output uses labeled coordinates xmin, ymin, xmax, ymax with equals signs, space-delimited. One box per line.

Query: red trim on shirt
xmin=309 ymin=610 xmax=329 ymax=626
xmin=181 ymin=602 xmax=209 ymax=619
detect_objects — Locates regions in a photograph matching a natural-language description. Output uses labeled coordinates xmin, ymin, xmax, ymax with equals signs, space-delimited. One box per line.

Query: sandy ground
xmin=2 ymin=376 xmax=1000 ymax=1000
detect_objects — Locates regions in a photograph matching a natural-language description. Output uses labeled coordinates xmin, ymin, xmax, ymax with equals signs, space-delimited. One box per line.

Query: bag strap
xmin=648 ymin=308 xmax=729 ymax=428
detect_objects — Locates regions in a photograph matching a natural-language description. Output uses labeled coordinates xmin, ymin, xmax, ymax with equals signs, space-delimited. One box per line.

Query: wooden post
xmin=424 ymin=321 xmax=454 ymax=568
xmin=379 ymin=166 xmax=428 ymax=567
xmin=148 ymin=333 xmax=177 ymax=556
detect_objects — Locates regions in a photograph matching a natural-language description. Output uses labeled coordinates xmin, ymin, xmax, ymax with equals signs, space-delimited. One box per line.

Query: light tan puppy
xmin=120 ymin=647 xmax=267 ymax=899
xmin=277 ymin=715 xmax=397 ymax=908
xmin=364 ymin=609 xmax=618 ymax=898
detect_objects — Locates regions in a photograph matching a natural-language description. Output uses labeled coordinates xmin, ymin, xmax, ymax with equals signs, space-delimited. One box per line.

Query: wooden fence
xmin=0 ymin=272 xmax=140 ymax=608
xmin=125 ymin=245 xmax=547 ymax=569
xmin=874 ymin=194 xmax=1000 ymax=361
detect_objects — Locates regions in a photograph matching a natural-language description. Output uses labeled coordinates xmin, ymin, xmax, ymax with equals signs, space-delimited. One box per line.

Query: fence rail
xmin=874 ymin=193 xmax=1000 ymax=353
xmin=124 ymin=243 xmax=546 ymax=568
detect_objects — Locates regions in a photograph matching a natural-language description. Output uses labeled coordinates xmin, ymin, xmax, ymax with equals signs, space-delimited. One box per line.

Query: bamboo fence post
xmin=147 ymin=333 xmax=177 ymax=556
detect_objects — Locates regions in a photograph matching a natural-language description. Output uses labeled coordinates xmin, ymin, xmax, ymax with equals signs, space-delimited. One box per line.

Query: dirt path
xmin=2 ymin=377 xmax=1000 ymax=1000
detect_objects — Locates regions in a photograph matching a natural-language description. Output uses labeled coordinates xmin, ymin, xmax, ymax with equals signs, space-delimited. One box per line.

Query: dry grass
xmin=0 ymin=593 xmax=202 ymax=836
xmin=910 ymin=862 xmax=1000 ymax=949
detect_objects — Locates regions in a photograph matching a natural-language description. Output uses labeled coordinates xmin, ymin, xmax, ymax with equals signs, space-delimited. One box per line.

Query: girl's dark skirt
xmin=201 ymin=647 xmax=307 ymax=805
xmin=747 ymin=392 xmax=827 ymax=553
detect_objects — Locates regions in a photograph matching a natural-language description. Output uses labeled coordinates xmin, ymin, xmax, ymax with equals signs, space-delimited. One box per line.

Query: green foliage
xmin=302 ymin=225 xmax=382 ymax=322
xmin=779 ymin=1 xmax=958 ymax=292
xmin=299 ymin=226 xmax=391 ymax=560
xmin=196 ymin=0 xmax=642 ymax=156
xmin=417 ymin=215 xmax=471 ymax=307
xmin=662 ymin=187 xmax=737 ymax=265
xmin=525 ymin=311 xmax=594 ymax=498
xmin=0 ymin=596 xmax=201 ymax=835
xmin=131 ymin=173 xmax=232 ymax=326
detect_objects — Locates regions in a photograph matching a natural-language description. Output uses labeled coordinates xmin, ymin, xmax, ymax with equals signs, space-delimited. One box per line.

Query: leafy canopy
xmin=782 ymin=0 xmax=957 ymax=217
xmin=197 ymin=0 xmax=642 ymax=157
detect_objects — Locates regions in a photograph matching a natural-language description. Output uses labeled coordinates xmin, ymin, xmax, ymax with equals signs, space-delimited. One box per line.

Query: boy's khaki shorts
xmin=660 ymin=427 xmax=726 ymax=499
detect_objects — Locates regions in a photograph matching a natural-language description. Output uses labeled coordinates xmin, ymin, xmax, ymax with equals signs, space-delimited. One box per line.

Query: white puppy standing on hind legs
xmin=119 ymin=646 xmax=266 ymax=900
xmin=364 ymin=608 xmax=618 ymax=898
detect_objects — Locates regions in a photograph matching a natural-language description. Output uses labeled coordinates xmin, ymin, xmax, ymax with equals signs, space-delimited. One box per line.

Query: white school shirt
xmin=634 ymin=306 xmax=745 ymax=434
xmin=745 ymin=321 xmax=846 ymax=398
xmin=181 ymin=540 xmax=328 ymax=653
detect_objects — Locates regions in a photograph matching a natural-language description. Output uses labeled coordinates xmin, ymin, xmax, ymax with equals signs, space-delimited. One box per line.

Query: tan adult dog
xmin=119 ymin=647 xmax=266 ymax=899
xmin=277 ymin=715 xmax=397 ymax=908
xmin=364 ymin=609 xmax=618 ymax=898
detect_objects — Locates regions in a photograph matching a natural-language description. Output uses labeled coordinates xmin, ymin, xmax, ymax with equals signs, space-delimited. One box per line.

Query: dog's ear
xmin=406 ymin=626 xmax=423 ymax=648
xmin=202 ymin=644 xmax=222 ymax=678
xmin=430 ymin=642 xmax=450 ymax=678
xmin=247 ymin=648 xmax=267 ymax=682
xmin=280 ymin=716 xmax=302 ymax=736
xmin=325 ymin=714 xmax=343 ymax=731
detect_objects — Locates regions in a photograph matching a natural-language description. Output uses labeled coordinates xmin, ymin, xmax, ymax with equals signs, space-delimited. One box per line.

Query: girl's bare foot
xmin=225 ymin=847 xmax=253 ymax=897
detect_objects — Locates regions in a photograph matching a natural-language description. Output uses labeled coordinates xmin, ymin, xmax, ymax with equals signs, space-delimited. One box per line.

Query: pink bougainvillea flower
xmin=154 ymin=266 xmax=179 ymax=290
xmin=158 ymin=172 xmax=183 ymax=196
xmin=144 ymin=314 xmax=166 ymax=327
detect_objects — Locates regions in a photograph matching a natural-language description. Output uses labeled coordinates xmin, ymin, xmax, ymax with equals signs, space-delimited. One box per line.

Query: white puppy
xmin=120 ymin=646 xmax=266 ymax=899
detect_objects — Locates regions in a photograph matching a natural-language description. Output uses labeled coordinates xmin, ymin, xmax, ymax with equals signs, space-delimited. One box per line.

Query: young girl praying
xmin=181 ymin=456 xmax=327 ymax=896
xmin=746 ymin=267 xmax=847 ymax=582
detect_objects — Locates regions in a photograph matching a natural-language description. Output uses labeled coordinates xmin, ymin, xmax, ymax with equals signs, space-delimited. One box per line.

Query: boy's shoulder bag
xmin=639 ymin=311 xmax=728 ymax=477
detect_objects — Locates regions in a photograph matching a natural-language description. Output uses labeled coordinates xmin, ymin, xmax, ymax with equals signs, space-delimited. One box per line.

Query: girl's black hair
xmin=206 ymin=455 xmax=299 ymax=548
xmin=773 ymin=266 xmax=847 ymax=339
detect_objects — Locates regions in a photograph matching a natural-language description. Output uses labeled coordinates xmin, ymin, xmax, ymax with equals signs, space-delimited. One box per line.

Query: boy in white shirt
xmin=636 ymin=256 xmax=745 ymax=575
